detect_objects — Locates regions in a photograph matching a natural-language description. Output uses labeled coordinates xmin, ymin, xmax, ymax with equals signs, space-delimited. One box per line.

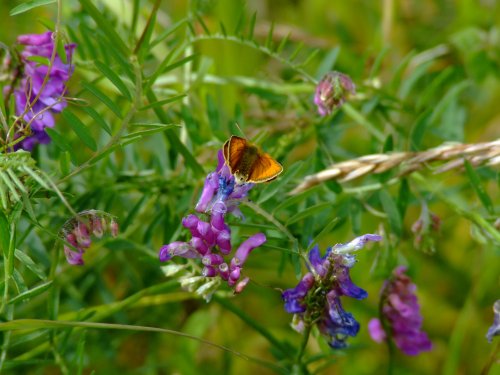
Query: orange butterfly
xmin=223 ymin=135 xmax=283 ymax=184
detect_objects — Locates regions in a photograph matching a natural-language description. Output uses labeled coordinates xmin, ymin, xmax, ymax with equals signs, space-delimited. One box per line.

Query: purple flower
xmin=486 ymin=300 xmax=500 ymax=343
xmin=14 ymin=31 xmax=76 ymax=150
xmin=60 ymin=210 xmax=118 ymax=265
xmin=159 ymin=149 xmax=266 ymax=295
xmin=314 ymin=71 xmax=355 ymax=116
xmin=368 ymin=266 xmax=432 ymax=356
xmin=282 ymin=234 xmax=381 ymax=348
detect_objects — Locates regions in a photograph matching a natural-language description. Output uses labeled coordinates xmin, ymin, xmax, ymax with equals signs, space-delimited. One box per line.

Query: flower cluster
xmin=159 ymin=150 xmax=266 ymax=295
xmin=314 ymin=71 xmax=356 ymax=116
xmin=368 ymin=266 xmax=432 ymax=355
xmin=486 ymin=299 xmax=500 ymax=343
xmin=60 ymin=210 xmax=119 ymax=266
xmin=282 ymin=234 xmax=382 ymax=348
xmin=14 ymin=32 xmax=76 ymax=150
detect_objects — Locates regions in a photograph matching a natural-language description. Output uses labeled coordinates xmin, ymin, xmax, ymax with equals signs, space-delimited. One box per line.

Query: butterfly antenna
xmin=234 ymin=122 xmax=247 ymax=138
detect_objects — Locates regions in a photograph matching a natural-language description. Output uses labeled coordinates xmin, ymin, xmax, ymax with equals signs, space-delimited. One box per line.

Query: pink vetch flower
xmin=368 ymin=266 xmax=432 ymax=356
xmin=159 ymin=149 xmax=266 ymax=295
xmin=13 ymin=31 xmax=76 ymax=150
xmin=282 ymin=234 xmax=382 ymax=349
xmin=60 ymin=210 xmax=118 ymax=265
xmin=314 ymin=71 xmax=356 ymax=116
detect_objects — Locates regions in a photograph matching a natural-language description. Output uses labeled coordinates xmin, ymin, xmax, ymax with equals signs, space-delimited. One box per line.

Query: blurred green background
xmin=1 ymin=0 xmax=499 ymax=374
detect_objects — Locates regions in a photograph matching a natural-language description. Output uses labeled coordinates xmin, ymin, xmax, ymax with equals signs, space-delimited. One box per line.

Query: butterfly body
xmin=223 ymin=136 xmax=283 ymax=184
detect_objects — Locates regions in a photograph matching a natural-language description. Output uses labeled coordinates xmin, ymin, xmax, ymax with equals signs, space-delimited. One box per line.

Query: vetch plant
xmin=159 ymin=149 xmax=267 ymax=297
xmin=7 ymin=31 xmax=75 ymax=150
xmin=282 ymin=234 xmax=382 ymax=348
xmin=368 ymin=266 xmax=432 ymax=356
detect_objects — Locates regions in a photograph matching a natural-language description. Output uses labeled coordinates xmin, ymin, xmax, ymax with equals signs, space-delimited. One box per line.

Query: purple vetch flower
xmin=486 ymin=300 xmax=500 ymax=343
xmin=282 ymin=234 xmax=382 ymax=349
xmin=159 ymin=149 xmax=267 ymax=296
xmin=60 ymin=210 xmax=118 ymax=265
xmin=368 ymin=266 xmax=432 ymax=355
xmin=13 ymin=31 xmax=76 ymax=150
xmin=314 ymin=71 xmax=356 ymax=116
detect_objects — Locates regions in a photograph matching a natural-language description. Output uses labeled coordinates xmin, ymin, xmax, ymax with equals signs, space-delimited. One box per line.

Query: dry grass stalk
xmin=290 ymin=139 xmax=500 ymax=195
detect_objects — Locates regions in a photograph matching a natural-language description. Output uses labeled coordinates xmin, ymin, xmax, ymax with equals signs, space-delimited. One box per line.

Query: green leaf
xmin=134 ymin=3 xmax=160 ymax=62
xmin=62 ymin=110 xmax=97 ymax=151
xmin=379 ymin=190 xmax=403 ymax=237
xmin=315 ymin=47 xmax=340 ymax=79
xmin=81 ymin=106 xmax=112 ymax=135
xmin=307 ymin=217 xmax=340 ymax=251
xmin=79 ymin=0 xmax=129 ymax=55
xmin=10 ymin=0 xmax=56 ymax=16
xmin=196 ymin=14 xmax=211 ymax=35
xmin=276 ymin=32 xmax=291 ymax=55
xmin=25 ymin=56 xmax=51 ymax=66
xmin=397 ymin=178 xmax=411 ymax=218
xmin=151 ymin=18 xmax=188 ymax=47
xmin=273 ymin=185 xmax=321 ymax=214
xmin=121 ymin=124 xmax=180 ymax=139
xmin=205 ymin=94 xmax=221 ymax=133
xmin=286 ymin=202 xmax=331 ymax=226
xmin=289 ymin=42 xmax=304 ymax=61
xmin=94 ymin=61 xmax=132 ymax=100
xmin=368 ymin=47 xmax=389 ymax=79
xmin=82 ymin=81 xmax=123 ymax=119
xmin=464 ymin=160 xmax=494 ymax=215
xmin=146 ymin=54 xmax=196 ymax=90
xmin=0 ymin=170 xmax=21 ymax=202
xmin=0 ymin=211 xmax=9 ymax=256
xmin=429 ymin=81 xmax=470 ymax=124
xmin=146 ymin=91 xmax=204 ymax=175
xmin=8 ymin=281 xmax=52 ymax=305
xmin=59 ymin=151 xmax=71 ymax=175
xmin=265 ymin=22 xmax=275 ymax=50
xmin=45 ymin=128 xmax=72 ymax=152
xmin=140 ymin=94 xmax=186 ymax=111
xmin=56 ymin=36 xmax=68 ymax=65
xmin=14 ymin=249 xmax=47 ymax=280
xmin=248 ymin=12 xmax=257 ymax=40
xmin=410 ymin=110 xmax=432 ymax=151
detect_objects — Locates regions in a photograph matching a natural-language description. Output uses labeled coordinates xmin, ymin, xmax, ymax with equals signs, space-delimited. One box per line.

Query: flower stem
xmin=295 ymin=324 xmax=311 ymax=363
xmin=480 ymin=341 xmax=500 ymax=375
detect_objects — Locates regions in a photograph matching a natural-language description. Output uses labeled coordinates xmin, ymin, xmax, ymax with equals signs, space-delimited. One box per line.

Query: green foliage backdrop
xmin=0 ymin=0 xmax=498 ymax=374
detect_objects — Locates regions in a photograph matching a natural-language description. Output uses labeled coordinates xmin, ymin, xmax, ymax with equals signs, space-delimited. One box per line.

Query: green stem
xmin=213 ymin=295 xmax=289 ymax=357
xmin=295 ymin=324 xmax=311 ymax=363
xmin=480 ymin=341 xmax=500 ymax=375
xmin=342 ymin=103 xmax=385 ymax=142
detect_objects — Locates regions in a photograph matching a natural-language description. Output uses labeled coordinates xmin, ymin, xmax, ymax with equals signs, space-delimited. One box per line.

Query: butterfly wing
xmin=224 ymin=136 xmax=248 ymax=174
xmin=247 ymin=152 xmax=283 ymax=183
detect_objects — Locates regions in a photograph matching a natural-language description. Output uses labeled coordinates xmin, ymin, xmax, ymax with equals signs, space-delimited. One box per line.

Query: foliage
xmin=0 ymin=0 xmax=499 ymax=374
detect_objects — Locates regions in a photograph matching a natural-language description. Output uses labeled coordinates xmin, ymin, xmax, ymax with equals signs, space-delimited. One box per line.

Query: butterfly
xmin=223 ymin=135 xmax=283 ymax=184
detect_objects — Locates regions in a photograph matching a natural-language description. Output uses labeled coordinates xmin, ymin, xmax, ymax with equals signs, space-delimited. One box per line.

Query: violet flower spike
xmin=14 ymin=31 xmax=76 ymax=150
xmin=158 ymin=149 xmax=266 ymax=294
xmin=282 ymin=234 xmax=382 ymax=348
xmin=368 ymin=266 xmax=432 ymax=356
